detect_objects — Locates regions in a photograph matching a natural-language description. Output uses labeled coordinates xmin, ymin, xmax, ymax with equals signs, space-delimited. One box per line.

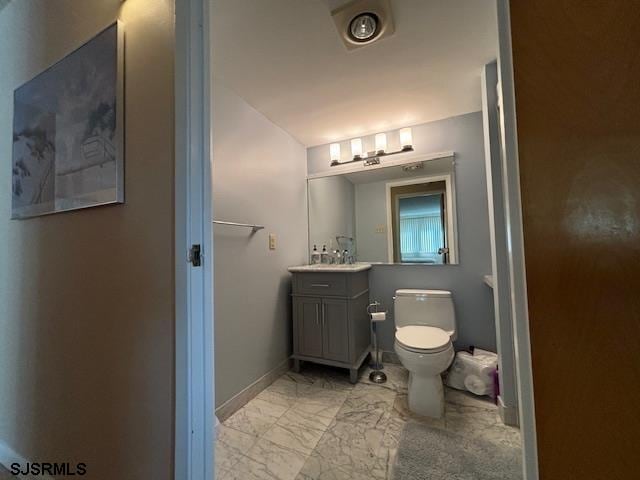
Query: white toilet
xmin=394 ymin=289 xmax=457 ymax=418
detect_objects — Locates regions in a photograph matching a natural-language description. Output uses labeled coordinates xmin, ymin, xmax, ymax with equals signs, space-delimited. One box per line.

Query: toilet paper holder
xmin=367 ymin=301 xmax=387 ymax=384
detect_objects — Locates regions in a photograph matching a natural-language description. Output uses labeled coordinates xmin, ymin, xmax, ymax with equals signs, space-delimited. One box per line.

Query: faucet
xmin=342 ymin=250 xmax=355 ymax=264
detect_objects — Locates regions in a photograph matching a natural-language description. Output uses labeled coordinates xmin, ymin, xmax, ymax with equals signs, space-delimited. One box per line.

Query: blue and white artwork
xmin=11 ymin=22 xmax=124 ymax=219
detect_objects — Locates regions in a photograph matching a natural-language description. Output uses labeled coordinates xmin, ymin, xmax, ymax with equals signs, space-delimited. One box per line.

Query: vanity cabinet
xmin=290 ymin=269 xmax=371 ymax=383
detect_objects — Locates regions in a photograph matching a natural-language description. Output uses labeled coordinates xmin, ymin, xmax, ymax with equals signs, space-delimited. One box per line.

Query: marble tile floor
xmin=215 ymin=363 xmax=521 ymax=480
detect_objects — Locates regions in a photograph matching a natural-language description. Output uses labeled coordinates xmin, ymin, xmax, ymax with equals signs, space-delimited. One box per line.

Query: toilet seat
xmin=395 ymin=326 xmax=451 ymax=353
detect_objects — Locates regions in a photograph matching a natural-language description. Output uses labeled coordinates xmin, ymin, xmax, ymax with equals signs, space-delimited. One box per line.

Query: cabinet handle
xmin=311 ymin=283 xmax=330 ymax=288
xmin=316 ymin=304 xmax=320 ymax=325
xmin=322 ymin=303 xmax=325 ymax=326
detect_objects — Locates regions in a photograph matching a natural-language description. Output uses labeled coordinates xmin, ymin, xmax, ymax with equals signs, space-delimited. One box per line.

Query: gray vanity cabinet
xmin=291 ymin=269 xmax=370 ymax=383
xmin=295 ymin=297 xmax=324 ymax=358
xmin=322 ymin=298 xmax=349 ymax=363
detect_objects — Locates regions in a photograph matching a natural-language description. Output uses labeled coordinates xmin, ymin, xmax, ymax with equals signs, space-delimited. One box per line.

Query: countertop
xmin=288 ymin=263 xmax=372 ymax=273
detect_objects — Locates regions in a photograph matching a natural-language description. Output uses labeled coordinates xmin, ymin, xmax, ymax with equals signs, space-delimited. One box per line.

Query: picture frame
xmin=11 ymin=21 xmax=125 ymax=219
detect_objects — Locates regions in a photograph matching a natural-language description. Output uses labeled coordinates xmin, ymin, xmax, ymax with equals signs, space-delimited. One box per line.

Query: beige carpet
xmin=393 ymin=421 xmax=522 ymax=479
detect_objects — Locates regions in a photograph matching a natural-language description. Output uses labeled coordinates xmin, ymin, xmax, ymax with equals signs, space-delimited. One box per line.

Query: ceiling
xmin=212 ymin=0 xmax=497 ymax=147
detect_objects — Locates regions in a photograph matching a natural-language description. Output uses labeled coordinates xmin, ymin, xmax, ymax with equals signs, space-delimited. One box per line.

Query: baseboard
xmin=0 ymin=441 xmax=53 ymax=480
xmin=497 ymin=395 xmax=519 ymax=427
xmin=215 ymin=358 xmax=292 ymax=423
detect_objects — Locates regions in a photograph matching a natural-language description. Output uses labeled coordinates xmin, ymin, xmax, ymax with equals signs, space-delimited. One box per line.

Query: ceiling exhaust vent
xmin=331 ymin=0 xmax=395 ymax=51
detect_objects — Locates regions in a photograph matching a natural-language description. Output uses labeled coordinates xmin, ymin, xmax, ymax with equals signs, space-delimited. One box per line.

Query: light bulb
xmin=375 ymin=133 xmax=387 ymax=154
xmin=399 ymin=128 xmax=413 ymax=150
xmin=351 ymin=138 xmax=363 ymax=158
xmin=330 ymin=143 xmax=341 ymax=163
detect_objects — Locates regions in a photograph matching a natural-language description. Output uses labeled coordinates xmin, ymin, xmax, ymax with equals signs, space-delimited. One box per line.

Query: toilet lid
xmin=395 ymin=326 xmax=451 ymax=352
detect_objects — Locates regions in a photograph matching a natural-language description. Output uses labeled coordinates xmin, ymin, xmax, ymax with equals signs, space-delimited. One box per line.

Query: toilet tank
xmin=394 ymin=289 xmax=456 ymax=338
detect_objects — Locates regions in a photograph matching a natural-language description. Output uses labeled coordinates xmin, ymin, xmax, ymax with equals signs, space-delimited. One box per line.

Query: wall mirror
xmin=307 ymin=155 xmax=458 ymax=265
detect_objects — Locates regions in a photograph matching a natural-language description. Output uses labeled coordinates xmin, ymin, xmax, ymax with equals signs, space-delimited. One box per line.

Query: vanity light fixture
xmin=399 ymin=128 xmax=413 ymax=150
xmin=330 ymin=143 xmax=341 ymax=163
xmin=375 ymin=133 xmax=387 ymax=154
xmin=330 ymin=127 xmax=414 ymax=167
xmin=351 ymin=138 xmax=363 ymax=159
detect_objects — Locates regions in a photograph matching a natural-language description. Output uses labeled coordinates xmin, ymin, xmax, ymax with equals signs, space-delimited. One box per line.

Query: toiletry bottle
xmin=343 ymin=249 xmax=350 ymax=264
xmin=311 ymin=245 xmax=320 ymax=265
xmin=335 ymin=249 xmax=342 ymax=264
xmin=320 ymin=245 xmax=329 ymax=264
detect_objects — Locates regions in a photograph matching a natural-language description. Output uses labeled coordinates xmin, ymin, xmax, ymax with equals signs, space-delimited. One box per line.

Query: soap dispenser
xmin=311 ymin=245 xmax=321 ymax=265
xmin=320 ymin=245 xmax=329 ymax=264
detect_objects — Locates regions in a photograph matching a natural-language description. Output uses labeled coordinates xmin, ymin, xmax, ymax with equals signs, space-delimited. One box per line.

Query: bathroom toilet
xmin=394 ymin=289 xmax=456 ymax=418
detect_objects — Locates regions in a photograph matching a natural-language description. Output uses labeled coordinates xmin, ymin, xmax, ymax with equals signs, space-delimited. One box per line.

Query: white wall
xmin=212 ymin=81 xmax=308 ymax=407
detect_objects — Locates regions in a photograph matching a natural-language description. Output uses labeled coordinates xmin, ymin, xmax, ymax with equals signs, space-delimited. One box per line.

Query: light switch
xmin=269 ymin=233 xmax=277 ymax=250
xmin=375 ymin=224 xmax=386 ymax=234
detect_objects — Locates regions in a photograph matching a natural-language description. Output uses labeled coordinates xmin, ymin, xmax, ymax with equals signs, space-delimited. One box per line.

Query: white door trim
xmin=175 ymin=0 xmax=214 ymax=479
xmin=495 ymin=1 xmax=539 ymax=479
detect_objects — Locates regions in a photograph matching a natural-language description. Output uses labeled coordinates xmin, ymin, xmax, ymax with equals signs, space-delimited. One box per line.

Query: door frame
xmin=175 ymin=0 xmax=214 ymax=479
xmin=174 ymin=0 xmax=539 ymax=479
xmin=495 ymin=1 xmax=539 ymax=479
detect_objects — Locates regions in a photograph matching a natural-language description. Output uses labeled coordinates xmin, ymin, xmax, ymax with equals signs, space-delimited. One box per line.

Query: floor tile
xmin=335 ymin=383 xmax=397 ymax=428
xmin=313 ymin=419 xmax=385 ymax=472
xmin=256 ymin=378 xmax=314 ymax=409
xmin=280 ymin=370 xmax=319 ymax=386
xmin=262 ymin=409 xmax=331 ymax=456
xmin=289 ymin=386 xmax=348 ymax=419
xmin=224 ymin=397 xmax=288 ymax=437
xmin=262 ymin=423 xmax=325 ymax=455
xmin=278 ymin=407 xmax=335 ymax=432
xmin=215 ymin=424 xmax=259 ymax=471
xmin=216 ymin=364 xmax=522 ymax=480
xmin=232 ymin=438 xmax=308 ymax=480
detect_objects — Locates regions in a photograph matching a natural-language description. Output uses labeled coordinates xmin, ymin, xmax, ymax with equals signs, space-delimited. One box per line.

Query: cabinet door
xmin=321 ymin=298 xmax=350 ymax=363
xmin=295 ymin=297 xmax=323 ymax=358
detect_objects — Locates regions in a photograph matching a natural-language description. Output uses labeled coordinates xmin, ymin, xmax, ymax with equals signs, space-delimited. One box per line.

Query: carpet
xmin=392 ymin=421 xmax=522 ymax=479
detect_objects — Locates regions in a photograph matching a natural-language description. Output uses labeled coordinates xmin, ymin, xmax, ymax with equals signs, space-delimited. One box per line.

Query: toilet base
xmin=407 ymin=372 xmax=445 ymax=418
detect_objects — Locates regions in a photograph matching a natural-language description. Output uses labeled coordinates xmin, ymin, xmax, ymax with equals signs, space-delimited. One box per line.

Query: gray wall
xmin=308 ymin=112 xmax=496 ymax=352
xmin=212 ymin=82 xmax=308 ymax=407
xmin=354 ymin=181 xmax=389 ymax=261
xmin=308 ymin=175 xmax=355 ymax=255
xmin=0 ymin=1 xmax=176 ymax=478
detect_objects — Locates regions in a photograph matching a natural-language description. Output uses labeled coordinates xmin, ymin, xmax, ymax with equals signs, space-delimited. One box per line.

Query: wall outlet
xmin=375 ymin=224 xmax=386 ymax=233
xmin=269 ymin=233 xmax=277 ymax=250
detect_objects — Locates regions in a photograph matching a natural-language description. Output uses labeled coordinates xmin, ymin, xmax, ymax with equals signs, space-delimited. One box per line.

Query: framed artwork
xmin=11 ymin=22 xmax=124 ymax=219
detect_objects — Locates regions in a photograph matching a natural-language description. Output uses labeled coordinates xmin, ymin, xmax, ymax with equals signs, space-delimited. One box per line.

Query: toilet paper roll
xmin=464 ymin=374 xmax=491 ymax=396
xmin=370 ymin=312 xmax=386 ymax=322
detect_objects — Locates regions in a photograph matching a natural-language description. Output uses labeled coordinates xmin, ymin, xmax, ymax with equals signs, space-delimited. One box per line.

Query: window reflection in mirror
xmin=390 ymin=182 xmax=448 ymax=264
xmin=307 ymin=156 xmax=458 ymax=265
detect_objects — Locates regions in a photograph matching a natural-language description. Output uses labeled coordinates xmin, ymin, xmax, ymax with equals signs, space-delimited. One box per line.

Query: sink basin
xmin=288 ymin=263 xmax=372 ymax=273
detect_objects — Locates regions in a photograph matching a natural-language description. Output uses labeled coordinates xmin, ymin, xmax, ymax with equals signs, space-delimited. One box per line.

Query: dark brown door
xmin=509 ymin=2 xmax=640 ymax=478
